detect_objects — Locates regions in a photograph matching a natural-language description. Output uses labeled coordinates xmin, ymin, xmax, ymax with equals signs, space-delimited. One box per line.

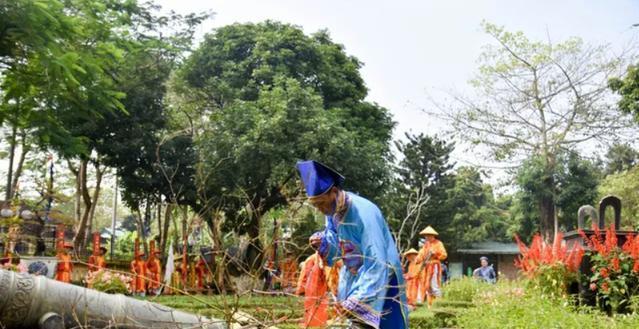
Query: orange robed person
xmin=194 ymin=255 xmax=210 ymax=290
xmin=403 ymin=248 xmax=420 ymax=307
xmin=296 ymin=233 xmax=332 ymax=328
xmin=88 ymin=232 xmax=107 ymax=272
xmin=130 ymin=239 xmax=147 ymax=295
xmin=56 ymin=242 xmax=74 ymax=283
xmin=416 ymin=226 xmax=447 ymax=307
xmin=146 ymin=241 xmax=162 ymax=295
xmin=280 ymin=251 xmax=299 ymax=291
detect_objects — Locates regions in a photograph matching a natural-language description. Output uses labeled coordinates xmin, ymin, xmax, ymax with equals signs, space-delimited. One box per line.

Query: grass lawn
xmin=149 ymin=278 xmax=639 ymax=328
xmin=149 ymin=293 xmax=435 ymax=328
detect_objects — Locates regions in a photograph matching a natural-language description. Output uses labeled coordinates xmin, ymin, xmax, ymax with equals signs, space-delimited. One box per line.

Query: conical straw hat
xmin=420 ymin=225 xmax=438 ymax=236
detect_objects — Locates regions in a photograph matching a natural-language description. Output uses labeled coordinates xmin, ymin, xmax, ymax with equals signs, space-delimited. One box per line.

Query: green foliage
xmin=454 ymin=280 xmax=639 ymax=329
xmin=442 ymin=276 xmax=493 ymax=302
xmin=526 ymin=263 xmax=578 ymax=299
xmin=515 ymin=151 xmax=601 ymax=234
xmin=111 ymin=231 xmax=137 ymax=259
xmin=599 ymin=166 xmax=639 ymax=229
xmin=604 ymin=143 xmax=638 ymax=175
xmin=176 ymin=22 xmax=394 ymax=241
xmin=610 ymin=64 xmax=639 ymax=122
xmin=446 ymin=167 xmax=511 ymax=248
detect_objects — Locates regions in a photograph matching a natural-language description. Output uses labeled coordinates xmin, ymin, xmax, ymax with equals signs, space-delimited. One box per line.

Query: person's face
xmin=481 ymin=259 xmax=488 ymax=267
xmin=426 ymin=235 xmax=436 ymax=242
xmin=407 ymin=254 xmax=416 ymax=262
xmin=308 ymin=187 xmax=338 ymax=215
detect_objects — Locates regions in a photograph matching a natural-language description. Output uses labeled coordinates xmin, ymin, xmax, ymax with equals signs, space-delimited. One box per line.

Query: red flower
xmin=601 ymin=282 xmax=609 ymax=292
xmin=599 ymin=268 xmax=609 ymax=278
xmin=611 ymin=257 xmax=620 ymax=272
xmin=590 ymin=283 xmax=597 ymax=291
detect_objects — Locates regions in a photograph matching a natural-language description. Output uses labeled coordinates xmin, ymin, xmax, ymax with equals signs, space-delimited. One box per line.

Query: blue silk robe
xmin=319 ymin=192 xmax=409 ymax=329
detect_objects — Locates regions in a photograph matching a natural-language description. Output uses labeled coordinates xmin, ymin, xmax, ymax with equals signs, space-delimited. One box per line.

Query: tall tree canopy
xmin=174 ymin=21 xmax=394 ymax=260
xmin=444 ymin=22 xmax=633 ymax=240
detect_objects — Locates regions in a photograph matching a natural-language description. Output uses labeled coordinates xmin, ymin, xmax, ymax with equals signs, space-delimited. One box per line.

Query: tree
xmin=610 ymin=64 xmax=639 ymax=122
xmin=392 ymin=133 xmax=455 ymax=250
xmin=599 ymin=166 xmax=639 ymax=229
xmin=442 ymin=22 xmax=634 ymax=240
xmin=175 ymin=22 xmax=394 ymax=265
xmin=515 ymin=151 xmax=600 ymax=234
xmin=604 ymin=143 xmax=638 ymax=175
xmin=445 ymin=167 xmax=511 ymax=251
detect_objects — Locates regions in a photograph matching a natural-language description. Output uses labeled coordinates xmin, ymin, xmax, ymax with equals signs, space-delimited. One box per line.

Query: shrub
xmin=85 ymin=270 xmax=132 ymax=294
xmin=581 ymin=225 xmax=639 ymax=314
xmin=442 ymin=276 xmax=492 ymax=302
xmin=515 ymin=232 xmax=583 ymax=298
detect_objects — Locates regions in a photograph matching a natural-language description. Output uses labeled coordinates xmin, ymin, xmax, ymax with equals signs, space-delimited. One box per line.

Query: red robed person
xmin=55 ymin=242 xmax=74 ymax=283
xmin=130 ymin=238 xmax=147 ymax=296
xmin=296 ymin=232 xmax=331 ymax=328
xmin=88 ymin=232 xmax=107 ymax=272
xmin=146 ymin=240 xmax=163 ymax=295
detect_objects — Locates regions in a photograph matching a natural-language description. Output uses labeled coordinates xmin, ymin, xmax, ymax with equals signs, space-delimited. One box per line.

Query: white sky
xmin=154 ymin=0 xmax=639 ymax=185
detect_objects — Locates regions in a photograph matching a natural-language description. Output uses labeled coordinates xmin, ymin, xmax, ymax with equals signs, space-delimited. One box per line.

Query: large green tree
xmin=174 ymin=21 xmax=394 ymax=264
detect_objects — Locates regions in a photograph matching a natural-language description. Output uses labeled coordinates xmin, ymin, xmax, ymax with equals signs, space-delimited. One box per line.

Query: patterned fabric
xmin=319 ymin=192 xmax=409 ymax=329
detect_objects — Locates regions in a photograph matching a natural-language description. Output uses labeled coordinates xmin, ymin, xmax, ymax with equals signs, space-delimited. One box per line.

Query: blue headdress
xmin=295 ymin=160 xmax=345 ymax=197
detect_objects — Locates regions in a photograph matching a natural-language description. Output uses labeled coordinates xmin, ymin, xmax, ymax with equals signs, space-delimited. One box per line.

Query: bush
xmin=85 ymin=270 xmax=132 ymax=294
xmin=455 ymin=280 xmax=639 ymax=329
xmin=442 ymin=276 xmax=492 ymax=302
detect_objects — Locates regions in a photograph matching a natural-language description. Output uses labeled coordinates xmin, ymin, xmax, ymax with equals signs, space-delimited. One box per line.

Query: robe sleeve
xmin=318 ymin=215 xmax=341 ymax=266
xmin=296 ymin=259 xmax=309 ymax=295
xmin=434 ymin=241 xmax=447 ymax=260
xmin=346 ymin=210 xmax=390 ymax=304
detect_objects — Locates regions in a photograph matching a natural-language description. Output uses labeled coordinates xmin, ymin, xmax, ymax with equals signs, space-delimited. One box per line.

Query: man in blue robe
xmin=296 ymin=160 xmax=409 ymax=329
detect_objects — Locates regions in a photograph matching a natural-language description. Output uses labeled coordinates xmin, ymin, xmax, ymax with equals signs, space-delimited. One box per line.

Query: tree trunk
xmin=67 ymin=160 xmax=81 ymax=224
xmin=160 ymin=203 xmax=173 ymax=257
xmin=5 ymin=125 xmax=17 ymax=200
xmin=539 ymin=171 xmax=556 ymax=242
xmin=74 ymin=159 xmax=91 ymax=253
xmin=10 ymin=131 xmax=29 ymax=198
xmin=86 ymin=162 xmax=104 ymax=244
xmin=156 ymin=199 xmax=162 ymax=246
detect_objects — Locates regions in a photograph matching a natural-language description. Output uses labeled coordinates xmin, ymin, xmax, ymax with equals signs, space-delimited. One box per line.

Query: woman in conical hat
xmin=416 ymin=226 xmax=447 ymax=307
xmin=296 ymin=160 xmax=409 ymax=329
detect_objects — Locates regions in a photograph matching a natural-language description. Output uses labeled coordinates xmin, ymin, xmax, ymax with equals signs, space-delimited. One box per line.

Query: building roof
xmin=457 ymin=241 xmax=520 ymax=255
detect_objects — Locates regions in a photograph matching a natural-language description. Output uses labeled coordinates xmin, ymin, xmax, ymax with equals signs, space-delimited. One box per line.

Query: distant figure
xmin=279 ymin=251 xmax=298 ymax=292
xmin=88 ymin=247 xmax=108 ymax=272
xmin=55 ymin=242 xmax=74 ymax=283
xmin=88 ymin=232 xmax=107 ymax=273
xmin=194 ymin=255 xmax=210 ymax=290
xmin=130 ymin=239 xmax=147 ymax=296
xmin=146 ymin=241 xmax=162 ymax=295
xmin=441 ymin=261 xmax=449 ymax=285
xmin=297 ymin=234 xmax=330 ymax=328
xmin=473 ymin=256 xmax=496 ymax=284
xmin=402 ymin=248 xmax=420 ymax=307
xmin=416 ymin=226 xmax=447 ymax=307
